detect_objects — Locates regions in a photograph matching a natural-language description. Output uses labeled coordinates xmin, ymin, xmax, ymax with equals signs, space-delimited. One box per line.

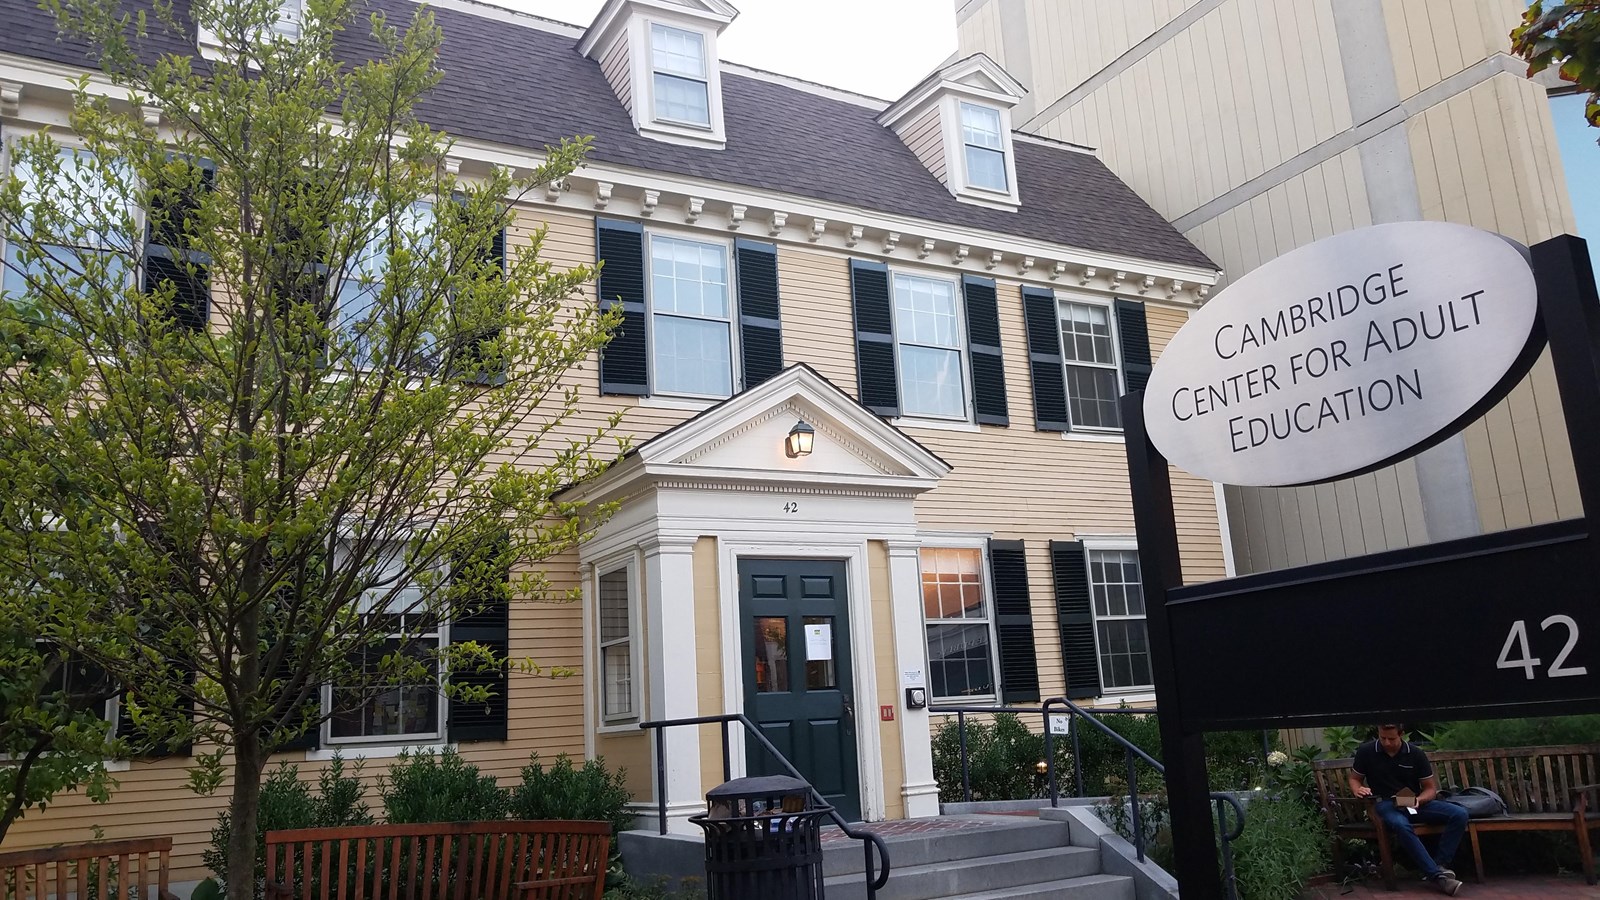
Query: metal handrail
xmin=640 ymin=713 xmax=892 ymax=899
xmin=930 ymin=698 xmax=1247 ymax=900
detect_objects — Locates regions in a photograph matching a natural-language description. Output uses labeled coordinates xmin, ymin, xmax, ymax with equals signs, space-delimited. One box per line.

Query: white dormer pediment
xmin=579 ymin=0 xmax=738 ymax=151
xmin=879 ymin=54 xmax=1027 ymax=212
xmin=563 ymin=365 xmax=951 ymax=508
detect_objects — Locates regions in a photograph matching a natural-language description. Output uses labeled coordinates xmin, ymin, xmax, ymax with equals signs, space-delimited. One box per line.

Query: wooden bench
xmin=264 ymin=821 xmax=611 ymax=900
xmin=0 ymin=836 xmax=178 ymax=900
xmin=1313 ymin=743 xmax=1600 ymax=889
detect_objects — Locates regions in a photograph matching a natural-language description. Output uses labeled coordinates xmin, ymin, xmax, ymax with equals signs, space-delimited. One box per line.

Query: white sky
xmin=485 ymin=0 xmax=959 ymax=101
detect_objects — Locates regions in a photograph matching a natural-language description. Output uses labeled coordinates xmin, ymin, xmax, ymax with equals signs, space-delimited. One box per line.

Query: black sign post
xmin=1125 ymin=235 xmax=1600 ymax=898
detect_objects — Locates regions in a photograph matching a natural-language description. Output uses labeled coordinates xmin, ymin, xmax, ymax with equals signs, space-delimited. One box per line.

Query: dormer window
xmin=650 ymin=24 xmax=710 ymax=127
xmin=959 ymin=103 xmax=1008 ymax=192
xmin=198 ymin=0 xmax=301 ymax=55
xmin=579 ymin=0 xmax=737 ymax=150
xmin=879 ymin=54 xmax=1027 ymax=211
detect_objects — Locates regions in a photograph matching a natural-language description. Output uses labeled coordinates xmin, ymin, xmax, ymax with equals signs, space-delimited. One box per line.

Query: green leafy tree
xmin=1513 ymin=1 xmax=1600 ymax=140
xmin=0 ymin=0 xmax=620 ymax=889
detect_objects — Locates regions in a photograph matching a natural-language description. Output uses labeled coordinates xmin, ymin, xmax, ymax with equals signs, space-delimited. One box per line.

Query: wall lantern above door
xmin=785 ymin=420 xmax=816 ymax=458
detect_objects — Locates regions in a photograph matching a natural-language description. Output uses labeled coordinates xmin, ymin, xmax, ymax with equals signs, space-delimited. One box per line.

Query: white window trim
xmin=320 ymin=614 xmax=449 ymax=748
xmin=957 ymin=101 xmax=1009 ymax=194
xmin=644 ymin=229 xmax=740 ymax=401
xmin=1080 ymin=537 xmax=1154 ymax=696
xmin=1055 ymin=291 xmax=1125 ymax=435
xmin=938 ymin=95 xmax=1021 ymax=210
xmin=593 ymin=553 xmax=643 ymax=733
xmin=889 ymin=268 xmax=972 ymax=423
xmin=917 ymin=536 xmax=1002 ymax=706
xmin=646 ymin=23 xmax=712 ymax=130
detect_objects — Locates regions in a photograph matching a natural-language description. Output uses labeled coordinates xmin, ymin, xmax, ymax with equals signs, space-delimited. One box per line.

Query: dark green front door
xmin=739 ymin=558 xmax=862 ymax=822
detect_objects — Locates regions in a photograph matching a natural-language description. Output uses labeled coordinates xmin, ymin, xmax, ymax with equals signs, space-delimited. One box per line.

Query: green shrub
xmin=1426 ymin=715 xmax=1600 ymax=750
xmin=1228 ymin=794 xmax=1329 ymax=900
xmin=203 ymin=756 xmax=373 ymax=893
xmin=382 ymin=748 xmax=508 ymax=823
xmin=930 ymin=713 xmax=1065 ymax=802
xmin=604 ymin=874 xmax=706 ymax=900
xmin=509 ymin=753 xmax=635 ymax=837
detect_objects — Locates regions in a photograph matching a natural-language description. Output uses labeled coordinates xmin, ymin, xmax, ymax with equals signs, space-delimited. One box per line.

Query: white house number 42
xmin=1497 ymin=615 xmax=1588 ymax=680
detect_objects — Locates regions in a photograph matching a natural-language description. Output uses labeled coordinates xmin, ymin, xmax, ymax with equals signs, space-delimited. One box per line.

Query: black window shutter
xmin=988 ymin=540 xmax=1038 ymax=703
xmin=273 ymin=646 xmax=321 ymax=752
xmin=116 ymin=659 xmax=195 ymax=758
xmin=850 ymin=259 xmax=899 ymax=416
xmin=1022 ymin=287 xmax=1070 ymax=432
xmin=596 ymin=219 xmax=649 ymax=396
xmin=735 ymin=239 xmax=783 ymax=390
xmin=453 ymin=194 xmax=509 ymax=384
xmin=143 ymin=162 xmax=212 ymax=330
xmin=1115 ymin=299 xmax=1153 ymax=394
xmin=962 ymin=275 xmax=1010 ymax=426
xmin=1051 ymin=540 xmax=1100 ymax=700
xmin=448 ymin=532 xmax=511 ymax=743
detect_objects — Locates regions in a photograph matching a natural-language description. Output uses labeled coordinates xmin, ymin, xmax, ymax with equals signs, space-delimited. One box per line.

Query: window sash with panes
xmin=893 ymin=273 xmax=968 ymax=420
xmin=597 ymin=568 xmax=634 ymax=722
xmin=273 ymin=0 xmax=303 ymax=39
xmin=1088 ymin=548 xmax=1152 ymax=692
xmin=920 ymin=547 xmax=996 ymax=702
xmin=333 ymin=200 xmax=436 ymax=371
xmin=324 ymin=539 xmax=445 ymax=745
xmin=650 ymin=24 xmax=711 ymax=127
xmin=960 ymin=103 xmax=1007 ymax=192
xmin=649 ymin=234 xmax=734 ymax=398
xmin=2 ymin=147 xmax=135 ymax=304
xmin=1058 ymin=300 xmax=1122 ymax=430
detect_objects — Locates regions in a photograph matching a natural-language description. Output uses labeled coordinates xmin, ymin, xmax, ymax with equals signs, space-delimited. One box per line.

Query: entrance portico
xmin=565 ymin=365 xmax=951 ymax=832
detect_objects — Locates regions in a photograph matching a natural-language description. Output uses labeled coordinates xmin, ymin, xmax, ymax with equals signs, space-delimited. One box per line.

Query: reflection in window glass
xmin=2 ymin=148 xmax=135 ymax=305
xmin=1058 ymin=300 xmax=1121 ymax=429
xmin=333 ymin=200 xmax=436 ymax=370
xmin=599 ymin=568 xmax=633 ymax=719
xmin=892 ymin=274 xmax=966 ymax=419
xmin=328 ymin=615 xmax=442 ymax=742
xmin=754 ymin=616 xmax=789 ymax=693
xmin=651 ymin=24 xmax=711 ymax=126
xmin=650 ymin=235 xmax=732 ymax=396
xmin=920 ymin=548 xmax=995 ymax=701
xmin=960 ymin=102 xmax=1007 ymax=191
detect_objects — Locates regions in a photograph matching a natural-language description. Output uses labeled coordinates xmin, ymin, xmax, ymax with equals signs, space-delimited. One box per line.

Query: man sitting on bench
xmin=1350 ymin=723 xmax=1469 ymax=896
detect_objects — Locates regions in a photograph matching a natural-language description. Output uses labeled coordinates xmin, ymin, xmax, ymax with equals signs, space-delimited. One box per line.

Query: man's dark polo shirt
xmin=1352 ymin=739 xmax=1435 ymax=798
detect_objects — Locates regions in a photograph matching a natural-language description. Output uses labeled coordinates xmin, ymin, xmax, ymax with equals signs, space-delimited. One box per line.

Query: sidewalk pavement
xmin=1302 ymin=874 xmax=1600 ymax=898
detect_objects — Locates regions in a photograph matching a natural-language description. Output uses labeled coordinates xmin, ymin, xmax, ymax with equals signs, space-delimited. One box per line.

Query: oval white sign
xmin=1143 ymin=222 xmax=1541 ymax=487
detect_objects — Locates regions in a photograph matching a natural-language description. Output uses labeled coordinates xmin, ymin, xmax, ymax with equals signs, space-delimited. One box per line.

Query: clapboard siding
xmin=600 ymin=32 xmax=632 ymax=111
xmin=899 ymin=106 xmax=947 ymax=183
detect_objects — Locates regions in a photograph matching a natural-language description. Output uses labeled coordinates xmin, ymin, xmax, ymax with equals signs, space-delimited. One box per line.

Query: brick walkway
xmin=1302 ymin=874 xmax=1600 ymax=898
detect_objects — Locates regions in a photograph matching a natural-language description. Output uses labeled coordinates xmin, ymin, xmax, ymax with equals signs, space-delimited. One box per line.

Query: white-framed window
xmin=959 ymin=102 xmax=1008 ymax=192
xmin=920 ymin=546 xmax=997 ymax=703
xmin=323 ymin=537 xmax=447 ymax=747
xmin=198 ymin=0 xmax=302 ymax=53
xmin=40 ymin=643 xmax=119 ymax=731
xmin=333 ymin=199 xmax=436 ymax=371
xmin=649 ymin=23 xmax=711 ymax=127
xmin=1058 ymin=298 xmax=1122 ymax=431
xmin=2 ymin=144 xmax=136 ymax=304
xmin=892 ymin=272 xmax=968 ymax=420
xmin=1087 ymin=546 xmax=1152 ymax=693
xmin=596 ymin=563 xmax=637 ymax=723
xmin=647 ymin=232 xmax=735 ymax=398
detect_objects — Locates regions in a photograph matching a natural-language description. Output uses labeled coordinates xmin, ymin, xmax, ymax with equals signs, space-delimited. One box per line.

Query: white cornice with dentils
xmin=0 ymin=52 xmax=1222 ymax=301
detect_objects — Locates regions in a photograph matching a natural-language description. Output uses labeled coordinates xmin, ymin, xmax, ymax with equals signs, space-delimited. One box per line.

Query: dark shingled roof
xmin=0 ymin=0 xmax=1216 ymax=271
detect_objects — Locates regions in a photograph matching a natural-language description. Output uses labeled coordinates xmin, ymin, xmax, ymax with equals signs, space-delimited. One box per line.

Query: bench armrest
xmin=1573 ymin=783 xmax=1600 ymax=814
xmin=265 ymin=881 xmax=293 ymax=900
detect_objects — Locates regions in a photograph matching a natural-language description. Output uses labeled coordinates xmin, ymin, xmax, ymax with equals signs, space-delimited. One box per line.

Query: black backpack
xmin=1438 ymin=786 xmax=1508 ymax=818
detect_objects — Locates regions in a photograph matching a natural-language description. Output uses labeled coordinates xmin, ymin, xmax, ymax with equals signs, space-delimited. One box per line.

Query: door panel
xmin=739 ymin=558 xmax=862 ymax=822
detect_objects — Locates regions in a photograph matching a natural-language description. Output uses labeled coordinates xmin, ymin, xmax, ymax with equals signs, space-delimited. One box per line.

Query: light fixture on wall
xmin=785 ymin=420 xmax=815 ymax=458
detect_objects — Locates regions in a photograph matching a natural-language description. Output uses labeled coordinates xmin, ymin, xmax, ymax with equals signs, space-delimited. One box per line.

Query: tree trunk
xmin=226 ymin=729 xmax=266 ymax=900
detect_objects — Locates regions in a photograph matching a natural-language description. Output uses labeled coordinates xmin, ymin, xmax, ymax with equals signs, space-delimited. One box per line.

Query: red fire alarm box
xmin=879 ymin=705 xmax=895 ymax=721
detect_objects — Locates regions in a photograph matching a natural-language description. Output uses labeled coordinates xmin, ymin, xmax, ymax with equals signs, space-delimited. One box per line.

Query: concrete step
xmin=822 ymin=816 xmax=1073 ymax=877
xmin=823 ymin=846 xmax=1101 ymax=900
xmin=943 ymin=874 xmax=1136 ymax=900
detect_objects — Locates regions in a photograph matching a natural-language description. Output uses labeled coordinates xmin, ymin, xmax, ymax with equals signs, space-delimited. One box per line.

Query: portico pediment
xmin=566 ymin=364 xmax=951 ymax=505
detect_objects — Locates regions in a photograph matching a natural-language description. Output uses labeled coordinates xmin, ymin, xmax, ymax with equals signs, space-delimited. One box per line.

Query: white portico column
xmin=642 ymin=534 xmax=704 ymax=833
xmin=887 ymin=539 xmax=940 ymax=818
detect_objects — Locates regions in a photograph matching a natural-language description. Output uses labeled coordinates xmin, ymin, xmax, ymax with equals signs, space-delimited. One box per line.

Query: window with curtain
xmin=598 ymin=567 xmax=634 ymax=721
xmin=921 ymin=547 xmax=996 ymax=702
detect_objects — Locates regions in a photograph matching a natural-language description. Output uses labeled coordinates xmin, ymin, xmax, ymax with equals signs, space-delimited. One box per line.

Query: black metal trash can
xmin=691 ymin=775 xmax=830 ymax=900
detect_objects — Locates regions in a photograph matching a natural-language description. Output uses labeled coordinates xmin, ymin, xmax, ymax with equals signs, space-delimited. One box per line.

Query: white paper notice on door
xmin=805 ymin=623 xmax=833 ymax=661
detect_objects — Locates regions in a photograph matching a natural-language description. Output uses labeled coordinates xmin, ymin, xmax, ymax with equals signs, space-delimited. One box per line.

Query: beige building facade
xmin=956 ymin=0 xmax=1583 ymax=572
xmin=2 ymin=0 xmax=1228 ymax=880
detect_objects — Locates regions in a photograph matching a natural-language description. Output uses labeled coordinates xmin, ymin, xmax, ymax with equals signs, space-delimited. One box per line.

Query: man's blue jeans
xmin=1375 ymin=799 xmax=1469 ymax=878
